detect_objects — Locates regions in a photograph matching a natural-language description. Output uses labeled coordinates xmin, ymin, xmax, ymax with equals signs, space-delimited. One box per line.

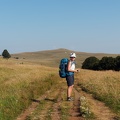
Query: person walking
xmin=66 ymin=52 xmax=79 ymax=101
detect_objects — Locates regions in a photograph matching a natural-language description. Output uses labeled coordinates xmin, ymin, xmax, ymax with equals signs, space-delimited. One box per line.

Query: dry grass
xmin=76 ymin=69 xmax=120 ymax=116
xmin=0 ymin=53 xmax=120 ymax=119
xmin=0 ymin=58 xmax=59 ymax=120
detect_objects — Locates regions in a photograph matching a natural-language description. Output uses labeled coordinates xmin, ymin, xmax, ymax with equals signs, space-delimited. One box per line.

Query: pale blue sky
xmin=0 ymin=0 xmax=120 ymax=54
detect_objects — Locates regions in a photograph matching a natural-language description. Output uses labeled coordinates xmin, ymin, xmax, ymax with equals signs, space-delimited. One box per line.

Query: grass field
xmin=0 ymin=58 xmax=60 ymax=120
xmin=76 ymin=70 xmax=120 ymax=116
xmin=0 ymin=49 xmax=120 ymax=119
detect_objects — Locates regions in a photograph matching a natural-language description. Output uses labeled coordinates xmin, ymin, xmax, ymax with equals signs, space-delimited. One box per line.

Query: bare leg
xmin=67 ymin=85 xmax=74 ymax=98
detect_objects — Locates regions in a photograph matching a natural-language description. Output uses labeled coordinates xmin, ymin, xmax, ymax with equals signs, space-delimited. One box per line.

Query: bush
xmin=114 ymin=56 xmax=120 ymax=71
xmin=99 ymin=57 xmax=115 ymax=70
xmin=82 ymin=56 xmax=120 ymax=71
xmin=82 ymin=57 xmax=99 ymax=70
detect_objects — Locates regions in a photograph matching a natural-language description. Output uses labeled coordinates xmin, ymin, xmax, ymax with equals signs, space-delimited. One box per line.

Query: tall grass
xmin=0 ymin=58 xmax=59 ymax=120
xmin=76 ymin=70 xmax=120 ymax=116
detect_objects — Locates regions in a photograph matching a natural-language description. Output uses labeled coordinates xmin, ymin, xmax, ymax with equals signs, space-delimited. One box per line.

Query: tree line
xmin=82 ymin=56 xmax=120 ymax=71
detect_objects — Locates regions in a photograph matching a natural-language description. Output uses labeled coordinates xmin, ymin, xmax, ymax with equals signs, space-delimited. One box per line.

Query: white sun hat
xmin=70 ymin=53 xmax=76 ymax=58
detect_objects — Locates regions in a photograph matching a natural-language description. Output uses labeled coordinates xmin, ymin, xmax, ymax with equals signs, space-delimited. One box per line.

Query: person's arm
xmin=67 ymin=61 xmax=78 ymax=72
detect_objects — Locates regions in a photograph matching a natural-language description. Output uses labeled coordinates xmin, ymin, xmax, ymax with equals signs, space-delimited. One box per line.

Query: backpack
xmin=59 ymin=58 xmax=74 ymax=78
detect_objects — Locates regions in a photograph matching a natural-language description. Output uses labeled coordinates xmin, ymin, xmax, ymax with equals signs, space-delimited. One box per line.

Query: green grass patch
xmin=0 ymin=73 xmax=59 ymax=120
xmin=59 ymin=89 xmax=71 ymax=120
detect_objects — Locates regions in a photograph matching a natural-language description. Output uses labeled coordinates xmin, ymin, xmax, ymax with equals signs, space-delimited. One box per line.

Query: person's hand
xmin=75 ymin=69 xmax=80 ymax=72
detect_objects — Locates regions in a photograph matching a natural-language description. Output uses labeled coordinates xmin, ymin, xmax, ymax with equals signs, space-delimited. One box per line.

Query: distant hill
xmin=11 ymin=48 xmax=120 ymax=68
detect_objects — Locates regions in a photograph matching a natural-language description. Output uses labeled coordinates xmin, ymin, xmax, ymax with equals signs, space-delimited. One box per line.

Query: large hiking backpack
xmin=59 ymin=58 xmax=74 ymax=78
xmin=59 ymin=58 xmax=68 ymax=78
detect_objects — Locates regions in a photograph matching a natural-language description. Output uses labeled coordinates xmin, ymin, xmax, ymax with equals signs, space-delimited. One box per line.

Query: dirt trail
xmin=16 ymin=80 xmax=118 ymax=120
xmin=16 ymin=90 xmax=51 ymax=120
xmin=16 ymin=82 xmax=82 ymax=120
xmin=50 ymin=88 xmax=63 ymax=120
xmin=76 ymin=84 xmax=119 ymax=120
xmin=69 ymin=88 xmax=84 ymax=120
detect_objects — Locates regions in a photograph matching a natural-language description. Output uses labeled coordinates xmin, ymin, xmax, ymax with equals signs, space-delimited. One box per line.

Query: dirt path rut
xmin=76 ymin=84 xmax=119 ymax=120
xmin=69 ymin=88 xmax=84 ymax=120
xmin=16 ymin=80 xmax=118 ymax=120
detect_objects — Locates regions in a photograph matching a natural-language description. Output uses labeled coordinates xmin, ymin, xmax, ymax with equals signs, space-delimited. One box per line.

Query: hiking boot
xmin=67 ymin=97 xmax=74 ymax=101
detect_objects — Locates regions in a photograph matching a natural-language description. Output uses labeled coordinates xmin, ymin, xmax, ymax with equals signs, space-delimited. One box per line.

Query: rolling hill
xmin=11 ymin=48 xmax=120 ymax=68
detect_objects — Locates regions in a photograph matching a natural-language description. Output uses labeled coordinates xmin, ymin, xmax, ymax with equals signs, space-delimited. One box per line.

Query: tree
xmin=2 ymin=49 xmax=11 ymax=59
xmin=114 ymin=56 xmax=120 ymax=71
xmin=82 ymin=56 xmax=99 ymax=70
xmin=99 ymin=57 xmax=115 ymax=70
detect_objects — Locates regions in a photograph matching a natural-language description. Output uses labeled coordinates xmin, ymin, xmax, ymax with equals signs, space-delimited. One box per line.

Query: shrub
xmin=82 ymin=56 xmax=99 ymax=70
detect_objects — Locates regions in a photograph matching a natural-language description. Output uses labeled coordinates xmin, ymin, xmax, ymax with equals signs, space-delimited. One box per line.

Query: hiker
xmin=66 ymin=52 xmax=79 ymax=101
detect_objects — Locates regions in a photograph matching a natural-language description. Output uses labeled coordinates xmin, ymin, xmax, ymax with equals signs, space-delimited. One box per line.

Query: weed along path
xmin=16 ymin=79 xmax=118 ymax=120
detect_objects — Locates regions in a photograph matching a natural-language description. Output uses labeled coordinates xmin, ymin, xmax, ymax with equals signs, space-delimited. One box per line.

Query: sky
xmin=0 ymin=0 xmax=120 ymax=54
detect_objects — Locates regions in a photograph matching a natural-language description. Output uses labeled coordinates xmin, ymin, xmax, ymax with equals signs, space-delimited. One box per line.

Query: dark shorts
xmin=66 ymin=75 xmax=74 ymax=86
